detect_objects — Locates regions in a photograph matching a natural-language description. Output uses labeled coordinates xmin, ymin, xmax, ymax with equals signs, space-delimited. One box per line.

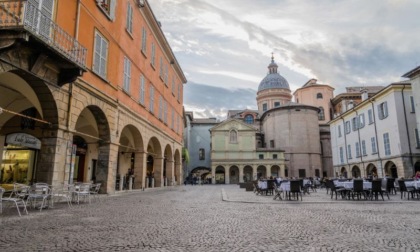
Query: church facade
xmin=209 ymin=57 xmax=334 ymax=183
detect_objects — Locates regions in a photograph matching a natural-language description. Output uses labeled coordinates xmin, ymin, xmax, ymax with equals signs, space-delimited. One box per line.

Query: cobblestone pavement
xmin=1 ymin=185 xmax=420 ymax=252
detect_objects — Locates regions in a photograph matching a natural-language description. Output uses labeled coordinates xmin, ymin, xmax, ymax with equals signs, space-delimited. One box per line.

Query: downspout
xmin=352 ymin=108 xmax=364 ymax=177
xmin=75 ymin=0 xmax=81 ymax=40
xmin=369 ymin=99 xmax=383 ymax=176
xmin=340 ymin=117 xmax=349 ymax=177
xmin=401 ymin=85 xmax=414 ymax=175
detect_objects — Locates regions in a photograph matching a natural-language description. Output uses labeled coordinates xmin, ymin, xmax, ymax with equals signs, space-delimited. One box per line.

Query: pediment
xmin=209 ymin=118 xmax=256 ymax=132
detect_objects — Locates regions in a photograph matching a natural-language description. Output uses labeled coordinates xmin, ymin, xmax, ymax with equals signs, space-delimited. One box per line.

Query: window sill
xmin=141 ymin=49 xmax=148 ymax=58
xmin=126 ymin=29 xmax=134 ymax=39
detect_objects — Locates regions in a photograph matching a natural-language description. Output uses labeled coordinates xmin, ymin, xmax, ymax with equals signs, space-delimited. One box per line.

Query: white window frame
xmin=141 ymin=27 xmax=147 ymax=54
xmin=410 ymin=96 xmax=415 ymax=113
xmin=151 ymin=42 xmax=155 ymax=66
xmin=149 ymin=85 xmax=154 ymax=113
xmin=93 ymin=30 xmax=108 ymax=79
xmin=126 ymin=3 xmax=133 ymax=34
xmin=371 ymin=137 xmax=377 ymax=154
xmin=345 ymin=121 xmax=351 ymax=134
xmin=355 ymin=142 xmax=360 ymax=157
xmin=139 ymin=75 xmax=145 ymax=105
xmin=123 ymin=56 xmax=131 ymax=93
xmin=347 ymin=144 xmax=352 ymax=159
xmin=338 ymin=125 xmax=342 ymax=137
xmin=339 ymin=147 xmax=344 ymax=164
xmin=361 ymin=140 xmax=367 ymax=156
xmin=378 ymin=101 xmax=388 ymax=120
xmin=352 ymin=117 xmax=358 ymax=131
xmin=358 ymin=113 xmax=365 ymax=129
xmin=158 ymin=95 xmax=163 ymax=120
xmin=368 ymin=109 xmax=374 ymax=124
xmin=383 ymin=133 xmax=391 ymax=156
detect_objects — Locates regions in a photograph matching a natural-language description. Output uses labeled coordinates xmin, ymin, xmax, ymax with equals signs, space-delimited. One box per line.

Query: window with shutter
xmin=123 ymin=57 xmax=131 ymax=93
xmin=142 ymin=27 xmax=147 ymax=53
xmin=149 ymin=85 xmax=154 ymax=113
xmin=93 ymin=31 xmax=108 ymax=79
xmin=126 ymin=3 xmax=133 ymax=34
xmin=139 ymin=75 xmax=145 ymax=105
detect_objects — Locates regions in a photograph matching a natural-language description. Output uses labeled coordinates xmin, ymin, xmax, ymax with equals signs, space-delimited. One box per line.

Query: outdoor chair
xmin=351 ymin=180 xmax=368 ymax=200
xmin=50 ymin=184 xmax=74 ymax=208
xmin=10 ymin=183 xmax=30 ymax=199
xmin=26 ymin=184 xmax=51 ymax=211
xmin=289 ymin=180 xmax=302 ymax=201
xmin=0 ymin=186 xmax=28 ymax=216
xmin=328 ymin=180 xmax=346 ymax=200
xmin=386 ymin=178 xmax=397 ymax=194
xmin=398 ymin=180 xmax=415 ymax=200
xmin=90 ymin=183 xmax=101 ymax=202
xmin=370 ymin=180 xmax=389 ymax=201
xmin=73 ymin=183 xmax=91 ymax=204
xmin=273 ymin=185 xmax=283 ymax=200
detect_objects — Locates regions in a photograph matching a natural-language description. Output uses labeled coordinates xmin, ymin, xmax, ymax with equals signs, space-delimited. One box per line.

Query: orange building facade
xmin=0 ymin=0 xmax=186 ymax=193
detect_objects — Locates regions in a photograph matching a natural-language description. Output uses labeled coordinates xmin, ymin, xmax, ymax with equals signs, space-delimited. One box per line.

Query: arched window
xmin=244 ymin=115 xmax=254 ymax=124
xmin=229 ymin=130 xmax=237 ymax=143
xmin=318 ymin=107 xmax=325 ymax=121
xmin=317 ymin=93 xmax=323 ymax=99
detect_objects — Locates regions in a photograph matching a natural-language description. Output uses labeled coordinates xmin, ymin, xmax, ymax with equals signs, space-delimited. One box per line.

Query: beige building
xmin=208 ymin=56 xmax=334 ymax=183
xmin=209 ymin=119 xmax=285 ymax=184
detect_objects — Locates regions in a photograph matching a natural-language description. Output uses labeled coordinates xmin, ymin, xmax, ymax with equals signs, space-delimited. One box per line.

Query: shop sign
xmin=6 ymin=133 xmax=41 ymax=149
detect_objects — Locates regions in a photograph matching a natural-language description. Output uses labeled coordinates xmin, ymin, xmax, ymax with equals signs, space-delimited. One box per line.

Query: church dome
xmin=258 ymin=56 xmax=290 ymax=92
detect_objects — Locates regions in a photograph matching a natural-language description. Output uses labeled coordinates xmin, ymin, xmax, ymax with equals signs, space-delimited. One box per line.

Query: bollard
xmin=146 ymin=177 xmax=149 ymax=188
xmin=129 ymin=176 xmax=133 ymax=190
xmin=120 ymin=176 xmax=124 ymax=191
xmin=151 ymin=178 xmax=155 ymax=188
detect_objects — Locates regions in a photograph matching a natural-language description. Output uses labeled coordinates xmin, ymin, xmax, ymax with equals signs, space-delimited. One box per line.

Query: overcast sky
xmin=148 ymin=0 xmax=420 ymax=119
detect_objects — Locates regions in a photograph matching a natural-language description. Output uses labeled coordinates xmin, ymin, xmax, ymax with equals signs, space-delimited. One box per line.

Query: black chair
xmin=266 ymin=180 xmax=275 ymax=196
xmin=370 ymin=180 xmax=389 ymax=201
xmin=351 ymin=180 xmax=368 ymax=200
xmin=386 ymin=178 xmax=397 ymax=194
xmin=289 ymin=180 xmax=302 ymax=201
xmin=398 ymin=180 xmax=415 ymax=200
xmin=327 ymin=180 xmax=346 ymax=200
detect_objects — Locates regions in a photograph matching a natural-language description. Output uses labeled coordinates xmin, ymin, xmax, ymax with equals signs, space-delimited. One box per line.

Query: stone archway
xmin=117 ymin=124 xmax=144 ymax=190
xmin=384 ymin=161 xmax=398 ymax=179
xmin=215 ymin=166 xmax=225 ymax=184
xmin=146 ymin=137 xmax=163 ymax=187
xmin=366 ymin=163 xmax=377 ymax=178
xmin=340 ymin=167 xmax=347 ymax=178
xmin=163 ymin=144 xmax=173 ymax=186
xmin=271 ymin=165 xmax=280 ymax=178
xmin=243 ymin=165 xmax=253 ymax=182
xmin=229 ymin=166 xmax=239 ymax=184
xmin=73 ymin=105 xmax=111 ymax=191
xmin=174 ymin=149 xmax=181 ymax=185
xmin=351 ymin=166 xmax=361 ymax=178
xmin=257 ymin=165 xmax=266 ymax=179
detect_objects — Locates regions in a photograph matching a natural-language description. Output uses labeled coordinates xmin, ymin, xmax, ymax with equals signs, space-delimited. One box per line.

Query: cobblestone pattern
xmin=0 ymin=185 xmax=420 ymax=252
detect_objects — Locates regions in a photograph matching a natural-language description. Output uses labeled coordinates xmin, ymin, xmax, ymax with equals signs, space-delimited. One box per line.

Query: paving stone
xmin=0 ymin=185 xmax=420 ymax=251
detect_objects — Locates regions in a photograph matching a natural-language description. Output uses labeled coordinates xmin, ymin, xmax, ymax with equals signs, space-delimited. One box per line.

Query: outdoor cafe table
xmin=334 ymin=181 xmax=372 ymax=190
xmin=405 ymin=180 xmax=420 ymax=189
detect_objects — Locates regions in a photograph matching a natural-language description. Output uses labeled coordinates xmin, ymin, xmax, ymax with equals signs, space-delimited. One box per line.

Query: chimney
xmin=361 ymin=89 xmax=368 ymax=101
xmin=347 ymin=100 xmax=354 ymax=110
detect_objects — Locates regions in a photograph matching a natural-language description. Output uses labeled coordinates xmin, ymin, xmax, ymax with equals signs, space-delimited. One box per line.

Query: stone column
xmin=37 ymin=128 xmax=70 ymax=187
xmin=133 ymin=151 xmax=146 ymax=189
xmin=280 ymin=164 xmax=286 ymax=178
xmin=211 ymin=165 xmax=216 ymax=184
xmin=166 ymin=160 xmax=174 ymax=186
xmin=225 ymin=167 xmax=230 ymax=184
xmin=154 ymin=156 xmax=164 ymax=187
xmin=252 ymin=165 xmax=257 ymax=180
xmin=99 ymin=142 xmax=118 ymax=194
xmin=239 ymin=165 xmax=244 ymax=183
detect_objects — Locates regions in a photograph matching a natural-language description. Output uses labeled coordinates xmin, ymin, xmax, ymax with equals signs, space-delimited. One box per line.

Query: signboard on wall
xmin=6 ymin=133 xmax=41 ymax=149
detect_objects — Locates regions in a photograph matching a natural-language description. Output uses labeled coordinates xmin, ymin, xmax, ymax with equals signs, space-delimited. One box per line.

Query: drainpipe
xmin=75 ymin=0 xmax=81 ymax=40
xmin=352 ymin=108 xmax=364 ymax=177
xmin=340 ymin=117 xmax=349 ymax=178
xmin=401 ymin=85 xmax=414 ymax=175
xmin=369 ymin=99 xmax=383 ymax=176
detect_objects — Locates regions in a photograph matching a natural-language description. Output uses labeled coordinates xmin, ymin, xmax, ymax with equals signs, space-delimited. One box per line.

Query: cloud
xmin=184 ymin=82 xmax=257 ymax=120
xmin=150 ymin=0 xmax=420 ymax=117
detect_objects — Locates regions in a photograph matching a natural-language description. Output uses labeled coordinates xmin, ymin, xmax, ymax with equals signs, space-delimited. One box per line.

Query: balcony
xmin=0 ymin=0 xmax=87 ymax=84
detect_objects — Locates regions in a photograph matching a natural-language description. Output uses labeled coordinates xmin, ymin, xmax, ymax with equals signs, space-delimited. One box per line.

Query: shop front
xmin=0 ymin=133 xmax=41 ymax=190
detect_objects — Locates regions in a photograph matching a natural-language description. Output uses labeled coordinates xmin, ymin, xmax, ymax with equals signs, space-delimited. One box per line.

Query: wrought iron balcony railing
xmin=0 ymin=0 xmax=87 ymax=69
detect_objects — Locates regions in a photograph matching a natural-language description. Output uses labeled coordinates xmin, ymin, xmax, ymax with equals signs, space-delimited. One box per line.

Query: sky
xmin=148 ymin=0 xmax=420 ymax=119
